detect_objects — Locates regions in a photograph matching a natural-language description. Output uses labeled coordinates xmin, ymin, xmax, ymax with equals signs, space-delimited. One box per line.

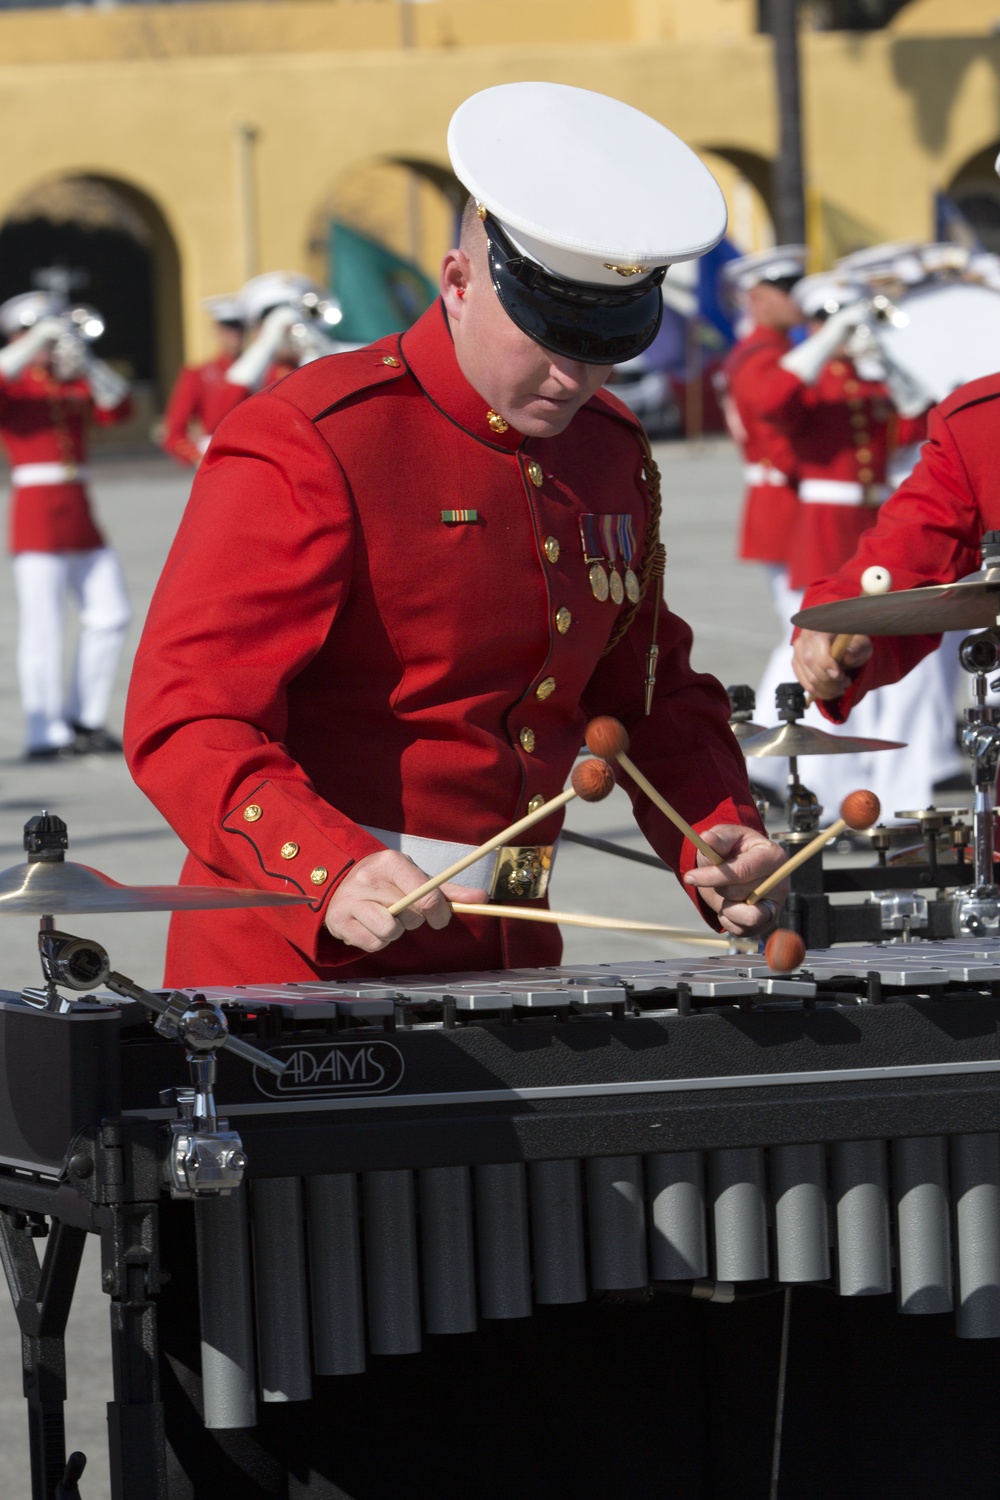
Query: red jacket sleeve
xmin=125 ymin=393 xmax=387 ymax=960
xmin=798 ymin=402 xmax=980 ymax=722
xmin=161 ymin=367 xmax=204 ymax=466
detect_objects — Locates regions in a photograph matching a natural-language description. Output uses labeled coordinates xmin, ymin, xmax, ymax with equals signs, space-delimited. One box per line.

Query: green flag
xmin=329 ymin=221 xmax=438 ymax=343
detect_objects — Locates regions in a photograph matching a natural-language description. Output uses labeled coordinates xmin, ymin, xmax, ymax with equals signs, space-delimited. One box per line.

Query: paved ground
xmin=0 ymin=437 xmax=786 ymax=1497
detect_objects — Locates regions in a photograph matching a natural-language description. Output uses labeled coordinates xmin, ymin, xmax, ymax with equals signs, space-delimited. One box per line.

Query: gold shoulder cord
xmin=600 ymin=428 xmax=666 ymax=716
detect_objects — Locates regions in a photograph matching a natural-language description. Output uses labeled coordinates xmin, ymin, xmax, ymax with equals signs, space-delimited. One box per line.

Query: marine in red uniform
xmin=751 ymin=273 xmax=927 ymax=592
xmin=160 ymin=295 xmax=244 ymax=467
xmin=197 ymin=271 xmax=348 ymax=437
xmin=125 ymin=83 xmax=785 ymax=986
xmin=718 ymin=246 xmax=804 ymax=572
xmin=0 ymin=289 xmax=133 ymax=756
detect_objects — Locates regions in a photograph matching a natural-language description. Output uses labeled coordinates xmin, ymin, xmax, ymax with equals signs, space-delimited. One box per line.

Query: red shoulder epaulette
xmin=937 ymin=370 xmax=1000 ymax=420
xmin=267 ymin=336 xmax=409 ymax=424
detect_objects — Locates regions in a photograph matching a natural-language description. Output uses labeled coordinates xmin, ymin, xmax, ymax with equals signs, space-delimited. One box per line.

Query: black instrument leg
xmin=0 ymin=1208 xmax=86 ymax=1500
xmin=100 ymin=1202 xmax=168 ymax=1500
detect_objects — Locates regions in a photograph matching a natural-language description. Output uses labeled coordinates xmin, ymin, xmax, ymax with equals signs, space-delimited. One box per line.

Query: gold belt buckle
xmin=490 ymin=844 xmax=554 ymax=903
xmin=862 ymin=485 xmax=881 ymax=507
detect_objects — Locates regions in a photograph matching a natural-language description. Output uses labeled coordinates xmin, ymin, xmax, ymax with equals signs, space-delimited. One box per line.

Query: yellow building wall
xmin=0 ymin=0 xmax=998 ymax=375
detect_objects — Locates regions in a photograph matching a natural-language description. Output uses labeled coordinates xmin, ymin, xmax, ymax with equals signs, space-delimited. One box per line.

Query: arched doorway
xmin=947 ymin=143 xmax=1000 ymax=251
xmin=306 ymin=156 xmax=464 ymax=340
xmin=0 ymin=174 xmax=182 ymax=411
xmin=699 ymin=147 xmax=776 ymax=252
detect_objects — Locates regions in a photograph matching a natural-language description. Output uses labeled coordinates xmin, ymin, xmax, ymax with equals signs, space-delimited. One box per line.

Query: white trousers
xmin=753 ymin=570 xmax=964 ymax=820
xmin=13 ymin=548 xmax=131 ymax=750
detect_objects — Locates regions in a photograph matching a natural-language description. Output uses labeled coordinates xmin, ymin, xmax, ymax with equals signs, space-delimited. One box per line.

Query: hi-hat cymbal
xmin=0 ymin=858 xmax=311 ymax=915
xmin=793 ymin=570 xmax=1000 ymax=636
xmin=740 ymin=722 xmax=906 ymax=758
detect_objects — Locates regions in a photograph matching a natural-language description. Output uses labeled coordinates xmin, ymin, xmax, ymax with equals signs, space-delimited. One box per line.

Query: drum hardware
xmin=953 ymin=629 xmax=1000 ymax=939
xmin=22 ymin=927 xmax=282 ymax=1199
xmin=726 ymin=683 xmax=767 ymax=741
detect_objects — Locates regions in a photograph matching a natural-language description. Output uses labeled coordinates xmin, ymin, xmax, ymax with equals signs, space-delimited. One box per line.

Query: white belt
xmin=197 ymin=434 xmax=211 ymax=454
xmin=361 ymin=825 xmax=559 ymax=896
xmin=798 ymin=479 xmax=888 ymax=507
xmin=744 ymin=463 xmax=790 ymax=487
xmin=10 ymin=462 xmax=90 ymax=488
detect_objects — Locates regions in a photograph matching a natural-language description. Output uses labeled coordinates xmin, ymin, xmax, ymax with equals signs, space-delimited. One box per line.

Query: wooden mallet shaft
xmin=386 ymin=758 xmax=615 ymax=919
xmin=618 ymin=750 xmax=725 ymax=867
xmin=451 ymin=902 xmax=740 ymax=948
xmin=746 ymin=788 xmax=880 ymax=905
xmin=745 ymin=818 xmax=849 ymax=904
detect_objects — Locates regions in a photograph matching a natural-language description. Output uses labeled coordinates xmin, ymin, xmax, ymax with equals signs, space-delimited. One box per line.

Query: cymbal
xmin=740 ymin=722 xmax=906 ymax=758
xmin=0 ymin=859 xmax=311 ymax=916
xmin=793 ymin=570 xmax=1000 ymax=636
xmin=729 ymin=719 xmax=769 ymax=741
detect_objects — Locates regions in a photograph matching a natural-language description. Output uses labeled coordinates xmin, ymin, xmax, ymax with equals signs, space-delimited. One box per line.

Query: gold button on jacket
xmin=310 ymin=866 xmax=328 ymax=885
xmin=526 ymin=793 xmax=546 ymax=814
xmin=555 ymin=606 xmax=571 ymax=634
xmin=536 ymin=676 xmax=556 ymax=701
xmin=544 ymin=536 xmax=560 ymax=564
xmin=519 ymin=727 xmax=536 ymax=753
xmin=243 ymin=804 xmax=262 ymax=822
xmin=280 ymin=841 xmax=300 ymax=859
xmin=526 ymin=460 xmax=544 ymax=488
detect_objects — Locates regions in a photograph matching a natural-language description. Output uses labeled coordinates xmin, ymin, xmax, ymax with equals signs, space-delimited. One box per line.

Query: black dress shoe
xmin=71 ymin=725 xmax=124 ymax=755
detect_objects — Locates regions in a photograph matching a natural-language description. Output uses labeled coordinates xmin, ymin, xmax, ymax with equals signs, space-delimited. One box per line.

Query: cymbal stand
xmin=21 ymin=924 xmax=286 ymax=1198
xmin=775 ymin=685 xmax=822 ymax=844
xmin=954 ymin=631 xmax=1000 ymax=937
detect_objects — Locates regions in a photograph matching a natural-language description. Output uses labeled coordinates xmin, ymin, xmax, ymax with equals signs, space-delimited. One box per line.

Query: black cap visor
xmin=483 ymin=216 xmax=665 ymax=365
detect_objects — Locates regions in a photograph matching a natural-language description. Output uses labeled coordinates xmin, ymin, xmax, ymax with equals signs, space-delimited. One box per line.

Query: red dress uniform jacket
xmin=1 ymin=366 xmax=131 ymax=554
xmin=161 ymin=355 xmax=234 ymax=466
xmin=755 ymin=356 xmax=926 ymax=590
xmin=799 ymin=372 xmax=1000 ymax=723
xmin=720 ymin=326 xmax=799 ymax=565
xmin=125 ymin=302 xmax=761 ymax=987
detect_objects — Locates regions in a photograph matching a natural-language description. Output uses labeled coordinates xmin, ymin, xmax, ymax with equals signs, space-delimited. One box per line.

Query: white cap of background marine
xmin=447 ymin=82 xmax=728 ymax=365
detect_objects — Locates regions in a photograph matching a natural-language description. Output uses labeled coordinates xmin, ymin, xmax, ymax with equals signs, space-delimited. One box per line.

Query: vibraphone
xmin=6 ymin=939 xmax=1000 ymax=1497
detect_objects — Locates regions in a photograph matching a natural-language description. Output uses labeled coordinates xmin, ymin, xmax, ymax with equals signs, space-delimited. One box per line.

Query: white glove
xmin=225 ymin=304 xmax=299 ymax=391
xmin=779 ymin=300 xmax=873 ymax=385
xmin=880 ymin=353 xmax=935 ymax=420
xmin=291 ymin=322 xmax=342 ymax=367
xmin=0 ymin=316 xmax=64 ymax=381
xmin=83 ymin=355 xmax=130 ymax=412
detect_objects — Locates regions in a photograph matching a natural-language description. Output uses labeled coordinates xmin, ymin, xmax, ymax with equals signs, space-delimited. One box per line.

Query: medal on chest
xmin=578 ymin=514 xmax=611 ymax=602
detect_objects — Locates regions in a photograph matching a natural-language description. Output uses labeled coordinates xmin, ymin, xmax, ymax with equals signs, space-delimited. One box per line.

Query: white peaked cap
xmin=794 ymin=273 xmax=868 ymax=319
xmin=448 ymin=83 xmax=727 ymax=287
xmin=203 ymin=294 xmax=245 ymax=324
xmin=0 ymin=290 xmax=66 ymax=339
xmin=721 ymin=245 xmax=806 ymax=294
xmin=239 ymin=271 xmax=323 ymax=323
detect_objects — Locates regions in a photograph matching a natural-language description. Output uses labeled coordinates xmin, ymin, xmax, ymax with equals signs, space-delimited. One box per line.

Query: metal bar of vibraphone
xmin=770 ymin=1143 xmax=830 ymax=1284
xmin=193 ymin=1187 xmax=257 ymax=1429
xmin=474 ymin=1163 xmax=532 ymax=1318
xmin=647 ymin=1151 xmax=708 ymax=1281
xmin=306 ymin=1174 xmax=366 ymax=1375
xmin=363 ymin=1169 xmax=421 ymax=1354
xmin=529 ymin=1159 xmax=587 ymax=1304
xmin=893 ymin=1136 xmax=953 ymax=1314
xmin=586 ymin=1155 xmax=648 ymax=1290
xmin=251 ymin=1177 xmax=312 ymax=1402
xmin=419 ymin=1166 xmax=477 ymax=1335
xmin=951 ymin=1132 xmax=1000 ymax=1339
xmin=831 ymin=1140 xmax=891 ymax=1296
xmin=709 ymin=1148 xmax=769 ymax=1282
